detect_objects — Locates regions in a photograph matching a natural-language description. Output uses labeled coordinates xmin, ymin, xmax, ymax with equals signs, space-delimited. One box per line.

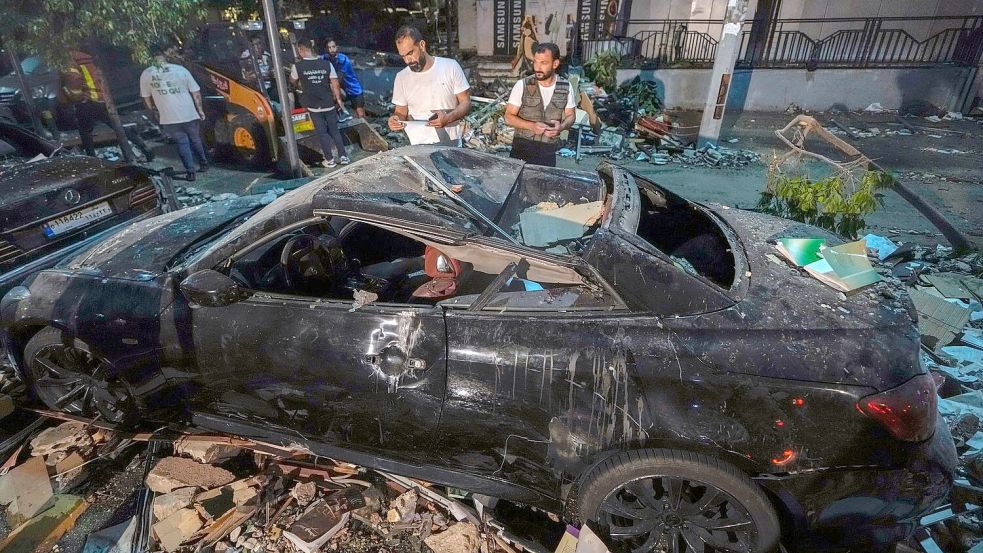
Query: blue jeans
xmin=309 ymin=109 xmax=347 ymax=161
xmin=162 ymin=119 xmax=207 ymax=173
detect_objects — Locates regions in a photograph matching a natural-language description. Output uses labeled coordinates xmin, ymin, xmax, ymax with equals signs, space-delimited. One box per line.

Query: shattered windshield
xmin=496 ymin=166 xmax=606 ymax=255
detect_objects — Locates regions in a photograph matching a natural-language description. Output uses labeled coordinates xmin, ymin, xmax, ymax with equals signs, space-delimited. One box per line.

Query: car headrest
xmin=423 ymin=245 xmax=461 ymax=279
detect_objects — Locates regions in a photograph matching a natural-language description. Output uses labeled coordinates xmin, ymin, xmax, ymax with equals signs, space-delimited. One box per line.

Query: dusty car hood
xmin=62 ymin=197 xmax=264 ymax=280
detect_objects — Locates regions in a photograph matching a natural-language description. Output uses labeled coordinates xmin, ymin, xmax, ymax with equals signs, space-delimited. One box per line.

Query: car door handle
xmin=365 ymin=345 xmax=426 ymax=377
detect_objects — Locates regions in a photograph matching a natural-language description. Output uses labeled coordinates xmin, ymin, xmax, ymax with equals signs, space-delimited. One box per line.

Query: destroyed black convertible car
xmin=0 ymin=119 xmax=161 ymax=297
xmin=1 ymin=147 xmax=955 ymax=552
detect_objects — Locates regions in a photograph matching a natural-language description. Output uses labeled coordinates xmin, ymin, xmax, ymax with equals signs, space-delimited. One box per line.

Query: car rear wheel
xmin=23 ymin=327 xmax=136 ymax=425
xmin=578 ymin=449 xmax=781 ymax=553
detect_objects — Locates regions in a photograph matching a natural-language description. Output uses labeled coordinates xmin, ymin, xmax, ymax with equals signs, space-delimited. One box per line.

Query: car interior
xmin=226 ymin=217 xmax=578 ymax=306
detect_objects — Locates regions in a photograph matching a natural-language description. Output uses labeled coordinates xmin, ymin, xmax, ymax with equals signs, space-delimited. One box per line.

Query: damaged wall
xmin=617 ymin=65 xmax=978 ymax=112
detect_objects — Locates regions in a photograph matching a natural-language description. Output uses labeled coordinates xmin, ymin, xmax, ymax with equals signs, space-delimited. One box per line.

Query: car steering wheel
xmin=280 ymin=234 xmax=339 ymax=292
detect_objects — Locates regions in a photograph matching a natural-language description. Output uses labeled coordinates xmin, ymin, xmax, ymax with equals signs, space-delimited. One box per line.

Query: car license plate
xmin=292 ymin=112 xmax=314 ymax=133
xmin=42 ymin=202 xmax=113 ymax=237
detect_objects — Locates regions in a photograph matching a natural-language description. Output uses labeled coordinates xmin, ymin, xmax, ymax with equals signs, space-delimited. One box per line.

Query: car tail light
xmin=857 ymin=373 xmax=938 ymax=442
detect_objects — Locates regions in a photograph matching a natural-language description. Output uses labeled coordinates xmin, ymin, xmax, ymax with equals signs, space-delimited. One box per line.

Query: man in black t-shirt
xmin=290 ymin=40 xmax=348 ymax=167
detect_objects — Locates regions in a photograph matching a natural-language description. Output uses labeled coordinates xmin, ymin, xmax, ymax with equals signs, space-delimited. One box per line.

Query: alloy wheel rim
xmin=31 ymin=342 xmax=130 ymax=423
xmin=599 ymin=475 xmax=757 ymax=553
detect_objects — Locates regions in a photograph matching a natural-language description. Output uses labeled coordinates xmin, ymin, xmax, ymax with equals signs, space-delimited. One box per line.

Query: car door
xmin=434 ymin=267 xmax=651 ymax=500
xmin=186 ymin=228 xmax=447 ymax=460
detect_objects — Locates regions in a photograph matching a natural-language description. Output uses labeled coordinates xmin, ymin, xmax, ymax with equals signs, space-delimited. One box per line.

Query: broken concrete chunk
xmin=145 ymin=457 xmax=235 ymax=494
xmin=152 ymin=507 xmax=204 ymax=552
xmin=423 ymin=521 xmax=482 ymax=553
xmin=0 ymin=455 xmax=54 ymax=526
xmin=153 ymin=487 xmax=197 ymax=522
xmin=30 ymin=421 xmax=94 ymax=457
xmin=388 ymin=489 xmax=418 ymax=522
xmin=290 ymin=481 xmax=317 ymax=505
xmin=196 ymin=486 xmax=236 ymax=520
xmin=174 ymin=436 xmax=244 ymax=464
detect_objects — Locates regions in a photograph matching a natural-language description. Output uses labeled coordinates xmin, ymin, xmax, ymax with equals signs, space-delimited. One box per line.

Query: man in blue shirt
xmin=323 ymin=38 xmax=365 ymax=120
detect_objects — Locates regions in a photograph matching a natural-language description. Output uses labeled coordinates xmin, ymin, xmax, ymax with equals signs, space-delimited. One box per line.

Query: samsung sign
xmin=493 ymin=0 xmax=525 ymax=55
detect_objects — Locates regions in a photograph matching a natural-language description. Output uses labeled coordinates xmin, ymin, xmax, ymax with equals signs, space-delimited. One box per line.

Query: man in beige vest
xmin=503 ymin=43 xmax=575 ymax=167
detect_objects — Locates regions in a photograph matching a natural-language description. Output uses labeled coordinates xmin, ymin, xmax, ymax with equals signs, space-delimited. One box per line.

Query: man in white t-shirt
xmin=503 ymin=43 xmax=575 ymax=167
xmin=387 ymin=26 xmax=471 ymax=146
xmin=140 ymin=43 xmax=208 ymax=181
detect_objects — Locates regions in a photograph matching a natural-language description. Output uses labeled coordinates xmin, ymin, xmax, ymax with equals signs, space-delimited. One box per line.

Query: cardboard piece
xmin=0 ymin=456 xmax=54 ymax=526
xmin=554 ymin=525 xmax=580 ymax=553
xmin=775 ymin=238 xmax=825 ymax=267
xmin=909 ymin=287 xmax=972 ymax=350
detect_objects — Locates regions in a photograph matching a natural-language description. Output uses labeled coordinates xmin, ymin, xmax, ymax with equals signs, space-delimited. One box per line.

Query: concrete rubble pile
xmin=0 ymin=411 xmax=609 ymax=553
xmin=863 ymin=234 xmax=983 ymax=551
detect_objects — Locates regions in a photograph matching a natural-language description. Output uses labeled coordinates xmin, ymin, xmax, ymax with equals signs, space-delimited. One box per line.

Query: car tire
xmin=22 ymin=326 xmax=137 ymax=425
xmin=578 ymin=449 xmax=781 ymax=553
xmin=228 ymin=114 xmax=270 ymax=167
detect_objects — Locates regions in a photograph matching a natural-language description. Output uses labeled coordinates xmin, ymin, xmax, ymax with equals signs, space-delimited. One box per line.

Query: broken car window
xmin=496 ymin=166 xmax=607 ymax=254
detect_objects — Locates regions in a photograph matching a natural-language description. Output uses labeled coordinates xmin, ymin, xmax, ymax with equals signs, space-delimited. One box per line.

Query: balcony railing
xmin=576 ymin=15 xmax=983 ymax=70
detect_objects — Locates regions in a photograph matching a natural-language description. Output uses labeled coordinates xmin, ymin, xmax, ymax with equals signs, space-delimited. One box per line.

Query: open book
xmin=775 ymin=238 xmax=881 ymax=292
xmin=805 ymin=240 xmax=881 ymax=292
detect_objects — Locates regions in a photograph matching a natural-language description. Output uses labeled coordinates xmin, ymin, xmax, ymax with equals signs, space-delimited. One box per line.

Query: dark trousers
xmin=74 ymin=101 xmax=152 ymax=159
xmin=509 ymin=136 xmax=557 ymax=167
xmin=161 ymin=119 xmax=207 ymax=173
xmin=309 ymin=109 xmax=347 ymax=161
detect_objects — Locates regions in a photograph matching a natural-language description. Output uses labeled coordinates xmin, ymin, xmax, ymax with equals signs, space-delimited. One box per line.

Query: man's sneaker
xmin=339 ymin=156 xmax=351 ymax=165
xmin=186 ymin=172 xmax=196 ymax=182
xmin=338 ymin=112 xmax=353 ymax=123
xmin=198 ymin=162 xmax=208 ymax=173
xmin=322 ymin=158 xmax=337 ymax=168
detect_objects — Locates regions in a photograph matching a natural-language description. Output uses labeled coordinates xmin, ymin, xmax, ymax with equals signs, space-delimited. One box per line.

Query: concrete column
xmin=697 ymin=0 xmax=749 ymax=147
xmin=261 ymin=0 xmax=301 ymax=177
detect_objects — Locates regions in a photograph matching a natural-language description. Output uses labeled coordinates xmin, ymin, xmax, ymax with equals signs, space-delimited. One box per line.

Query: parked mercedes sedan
xmin=0 ymin=146 xmax=955 ymax=552
xmin=0 ymin=119 xmax=161 ymax=297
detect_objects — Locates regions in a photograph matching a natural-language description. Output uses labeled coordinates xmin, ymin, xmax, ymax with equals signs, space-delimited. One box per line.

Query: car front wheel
xmin=578 ymin=449 xmax=781 ymax=553
xmin=23 ymin=327 xmax=136 ymax=425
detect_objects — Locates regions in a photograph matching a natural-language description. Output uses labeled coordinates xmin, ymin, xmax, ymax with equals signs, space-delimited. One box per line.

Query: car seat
xmin=411 ymin=246 xmax=470 ymax=299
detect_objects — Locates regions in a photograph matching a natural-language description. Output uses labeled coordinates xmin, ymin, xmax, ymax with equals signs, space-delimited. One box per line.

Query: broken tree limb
xmin=774 ymin=115 xmax=976 ymax=253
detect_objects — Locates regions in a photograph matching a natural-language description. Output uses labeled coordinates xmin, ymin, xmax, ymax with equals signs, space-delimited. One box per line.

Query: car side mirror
xmin=179 ymin=270 xmax=251 ymax=308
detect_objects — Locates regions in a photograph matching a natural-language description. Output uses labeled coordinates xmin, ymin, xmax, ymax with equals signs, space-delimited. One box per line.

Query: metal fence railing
xmin=577 ymin=15 xmax=983 ymax=70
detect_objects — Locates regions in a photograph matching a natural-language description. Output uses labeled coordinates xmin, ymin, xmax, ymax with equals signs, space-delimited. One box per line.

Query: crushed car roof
xmin=310 ymin=146 xmax=523 ymax=232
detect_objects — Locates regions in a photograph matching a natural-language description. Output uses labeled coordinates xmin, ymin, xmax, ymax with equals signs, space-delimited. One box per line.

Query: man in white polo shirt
xmin=386 ymin=26 xmax=471 ymax=146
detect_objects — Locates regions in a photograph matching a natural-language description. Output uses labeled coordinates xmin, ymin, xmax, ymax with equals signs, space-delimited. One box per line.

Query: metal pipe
xmin=260 ymin=0 xmax=302 ymax=178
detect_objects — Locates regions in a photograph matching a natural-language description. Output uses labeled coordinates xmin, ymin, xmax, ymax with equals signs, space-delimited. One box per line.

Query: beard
xmin=534 ymin=69 xmax=554 ymax=81
xmin=408 ymin=52 xmax=428 ymax=72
